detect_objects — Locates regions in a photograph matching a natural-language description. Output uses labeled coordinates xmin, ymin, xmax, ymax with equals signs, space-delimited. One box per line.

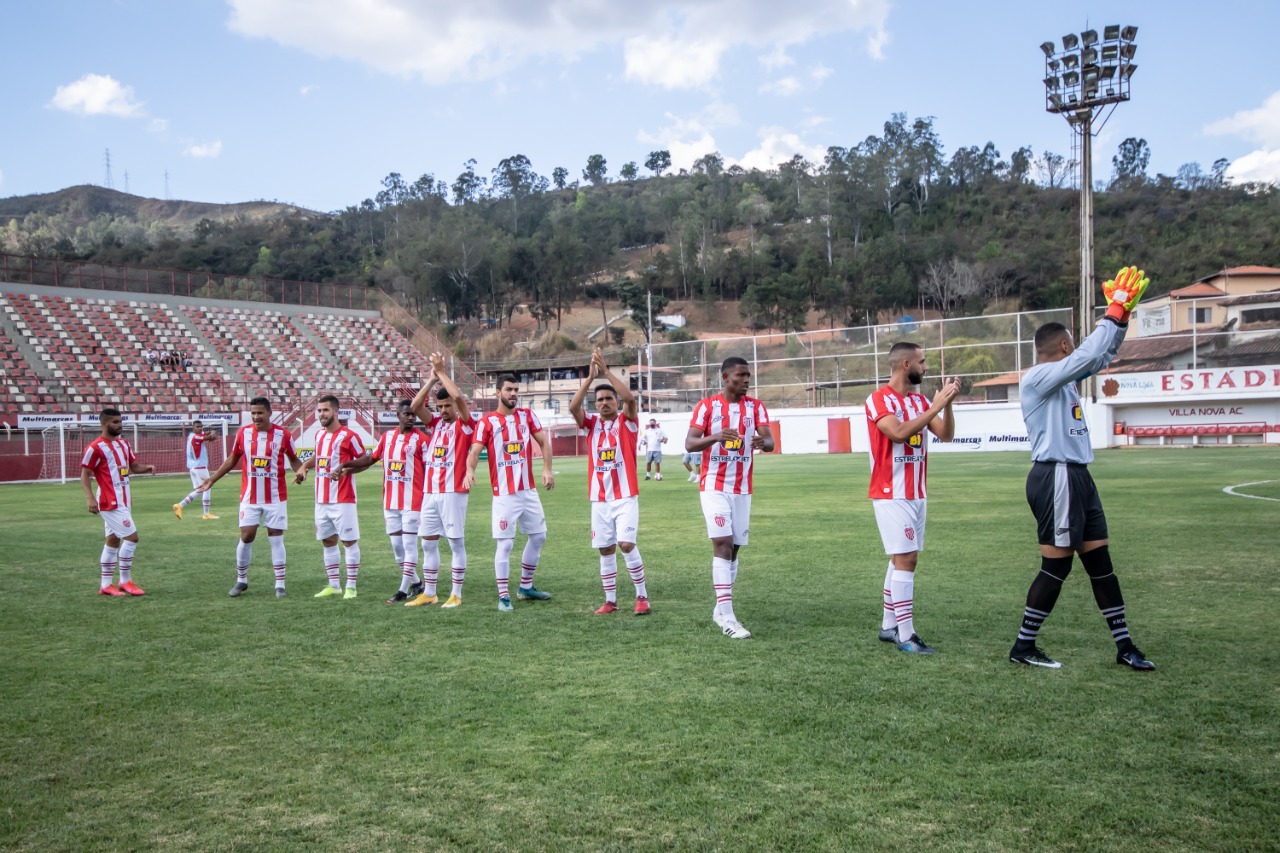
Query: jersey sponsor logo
xmin=1072 ymin=404 xmax=1083 ymax=421
xmin=504 ymin=441 xmax=524 ymax=455
xmin=907 ymin=434 xmax=923 ymax=447
xmin=721 ymin=438 xmax=744 ymax=451
xmin=118 ymin=466 xmax=130 ymax=479
xmin=315 ymin=458 xmax=330 ymax=472
xmin=251 ymin=456 xmax=270 ymax=475
xmin=598 ymin=448 xmax=617 ymax=462
xmin=433 ymin=446 xmax=448 ymax=459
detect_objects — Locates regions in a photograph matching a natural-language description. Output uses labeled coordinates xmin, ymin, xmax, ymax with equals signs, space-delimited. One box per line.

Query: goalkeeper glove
xmin=1103 ymin=265 xmax=1150 ymax=323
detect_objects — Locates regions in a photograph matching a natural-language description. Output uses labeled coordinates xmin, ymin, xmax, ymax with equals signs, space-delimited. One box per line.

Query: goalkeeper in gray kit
xmin=1009 ymin=265 xmax=1156 ymax=671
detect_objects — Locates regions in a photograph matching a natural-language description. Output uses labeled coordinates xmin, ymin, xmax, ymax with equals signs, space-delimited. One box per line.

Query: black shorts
xmin=1026 ymin=461 xmax=1108 ymax=549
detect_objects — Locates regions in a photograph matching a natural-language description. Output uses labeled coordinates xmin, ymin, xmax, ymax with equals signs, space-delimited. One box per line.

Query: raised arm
xmin=1024 ymin=318 xmax=1128 ymax=395
xmin=926 ymin=378 xmax=961 ymax=442
xmin=568 ymin=353 xmax=601 ymax=428
xmin=596 ymin=349 xmax=637 ymax=421
xmin=410 ymin=371 xmax=439 ymax=424
xmin=874 ymin=383 xmax=959 ymax=444
xmin=430 ymin=352 xmax=470 ymax=423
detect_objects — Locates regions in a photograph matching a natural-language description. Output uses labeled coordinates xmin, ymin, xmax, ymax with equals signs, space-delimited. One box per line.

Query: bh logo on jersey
xmin=907 ymin=434 xmax=923 ymax=448
xmin=251 ymin=456 xmax=270 ymax=475
xmin=598 ymin=448 xmax=617 ymax=462
xmin=722 ymin=438 xmax=744 ymax=451
xmin=505 ymin=441 xmax=524 ymax=455
xmin=1072 ymin=404 xmax=1083 ymax=421
xmin=316 ymin=458 xmax=329 ymax=473
xmin=388 ymin=461 xmax=405 ymax=474
xmin=118 ymin=465 xmax=130 ymax=479
xmin=433 ymin=446 xmax=447 ymax=459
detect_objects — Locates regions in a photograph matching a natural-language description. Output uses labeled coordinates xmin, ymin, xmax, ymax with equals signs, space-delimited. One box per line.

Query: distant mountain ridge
xmin=0 ymin=185 xmax=327 ymax=232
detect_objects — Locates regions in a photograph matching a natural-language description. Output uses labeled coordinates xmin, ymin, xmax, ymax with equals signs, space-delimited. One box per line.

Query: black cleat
xmin=897 ymin=633 xmax=937 ymax=654
xmin=228 ymin=582 xmax=248 ymax=598
xmin=1116 ymin=646 xmax=1155 ymax=671
xmin=275 ymin=588 xmax=287 ymax=598
xmin=1010 ymin=642 xmax=1062 ymax=669
xmin=407 ymin=582 xmax=424 ymax=598
xmin=878 ymin=627 xmax=899 ymax=643
xmin=387 ymin=590 xmax=410 ymax=604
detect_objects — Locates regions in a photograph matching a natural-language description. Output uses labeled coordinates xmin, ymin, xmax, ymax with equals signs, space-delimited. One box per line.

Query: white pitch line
xmin=1222 ymin=480 xmax=1280 ymax=502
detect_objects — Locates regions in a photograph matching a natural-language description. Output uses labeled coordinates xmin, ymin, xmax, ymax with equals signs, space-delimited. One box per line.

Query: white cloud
xmin=637 ymin=104 xmax=740 ymax=171
xmin=226 ymin=0 xmax=890 ymax=87
xmin=810 ymin=64 xmax=833 ymax=82
xmin=760 ymin=76 xmax=802 ymax=97
xmin=733 ymin=126 xmax=828 ymax=172
xmin=300 ymin=84 xmax=317 ymax=96
xmin=49 ymin=73 xmax=146 ymax=118
xmin=759 ymin=44 xmax=794 ymax=72
xmin=184 ymin=140 xmax=223 ymax=158
xmin=1206 ymin=91 xmax=1280 ymax=185
xmin=148 ymin=118 xmax=169 ymax=134
xmin=801 ymin=114 xmax=830 ymax=128
xmin=866 ymin=26 xmax=890 ymax=60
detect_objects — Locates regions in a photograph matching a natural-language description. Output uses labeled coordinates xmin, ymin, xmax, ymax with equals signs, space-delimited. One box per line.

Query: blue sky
xmin=5 ymin=0 xmax=1279 ymax=212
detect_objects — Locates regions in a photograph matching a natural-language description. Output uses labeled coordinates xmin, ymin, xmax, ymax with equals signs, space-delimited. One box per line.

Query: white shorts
xmin=419 ymin=493 xmax=469 ymax=539
xmin=591 ymin=495 xmax=639 ymax=548
xmin=188 ymin=467 xmax=209 ymax=488
xmin=239 ymin=501 xmax=288 ymax=531
xmin=383 ymin=507 xmax=421 ymax=536
xmin=101 ymin=507 xmax=137 ymax=539
xmin=314 ymin=503 xmax=360 ymax=541
xmin=873 ymin=499 xmax=927 ymax=554
xmin=700 ymin=491 xmax=751 ymax=545
xmin=492 ymin=490 xmax=547 ymax=539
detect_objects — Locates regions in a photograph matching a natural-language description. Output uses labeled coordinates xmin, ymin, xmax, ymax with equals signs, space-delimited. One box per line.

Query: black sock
xmin=1081 ymin=546 xmax=1131 ymax=649
xmin=1017 ymin=555 xmax=1073 ymax=646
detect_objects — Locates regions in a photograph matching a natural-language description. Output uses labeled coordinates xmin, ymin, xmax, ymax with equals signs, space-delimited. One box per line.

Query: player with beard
xmin=298 ymin=395 xmax=366 ymax=600
xmin=82 ymin=407 xmax=156 ymax=596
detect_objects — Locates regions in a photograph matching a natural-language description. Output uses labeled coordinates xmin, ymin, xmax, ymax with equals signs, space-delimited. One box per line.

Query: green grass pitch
xmin=2 ymin=448 xmax=1277 ymax=851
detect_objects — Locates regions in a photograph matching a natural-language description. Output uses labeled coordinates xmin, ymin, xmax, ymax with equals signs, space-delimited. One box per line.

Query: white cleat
xmin=712 ymin=608 xmax=726 ymax=628
xmin=721 ymin=618 xmax=752 ymax=639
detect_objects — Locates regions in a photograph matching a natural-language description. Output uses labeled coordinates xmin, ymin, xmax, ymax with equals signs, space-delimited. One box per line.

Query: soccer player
xmin=681 ymin=450 xmax=701 ymax=482
xmin=81 ymin=407 xmax=155 ymax=596
xmin=464 ymin=372 xmax=555 ymax=612
xmin=865 ymin=343 xmax=960 ymax=654
xmin=569 ymin=348 xmax=650 ymax=616
xmin=685 ymin=356 xmax=774 ymax=639
xmin=1009 ymin=265 xmax=1156 ymax=671
xmin=640 ymin=418 xmax=668 ymax=480
xmin=174 ymin=419 xmax=220 ymax=520
xmin=298 ymin=395 xmax=366 ymax=600
xmin=340 ymin=395 xmax=430 ymax=603
xmin=407 ymin=353 xmax=477 ymax=608
xmin=198 ymin=396 xmax=304 ymax=598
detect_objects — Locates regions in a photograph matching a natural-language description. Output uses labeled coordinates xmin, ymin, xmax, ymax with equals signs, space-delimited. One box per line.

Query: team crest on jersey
xmin=1072 ymin=404 xmax=1083 ymax=421
xmin=743 ymin=417 xmax=753 ymax=428
xmin=905 ymin=527 xmax=915 ymax=541
xmin=499 ymin=519 xmax=509 ymax=531
xmin=598 ymin=448 xmax=617 ymax=462
xmin=505 ymin=441 xmax=524 ymax=455
xmin=907 ymin=434 xmax=922 ymax=448
xmin=714 ymin=514 xmax=727 ymax=528
xmin=722 ymin=438 xmax=744 ymax=451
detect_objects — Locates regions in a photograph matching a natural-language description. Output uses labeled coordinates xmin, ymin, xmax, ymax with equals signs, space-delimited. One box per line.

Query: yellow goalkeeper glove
xmin=1103 ymin=265 xmax=1150 ymax=323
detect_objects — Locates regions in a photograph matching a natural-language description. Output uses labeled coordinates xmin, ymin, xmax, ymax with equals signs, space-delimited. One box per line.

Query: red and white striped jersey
xmin=233 ymin=424 xmax=297 ymax=504
xmin=186 ymin=433 xmax=207 ymax=469
xmin=81 ymin=437 xmax=135 ymax=511
xmin=865 ymin=385 xmax=932 ymax=500
xmin=583 ymin=413 xmax=640 ymax=501
xmin=423 ymin=413 xmax=477 ymax=495
xmin=372 ymin=428 xmax=431 ymax=511
xmin=691 ymin=394 xmax=770 ymax=495
xmin=314 ymin=426 xmax=365 ymax=504
xmin=474 ymin=408 xmax=543 ymax=496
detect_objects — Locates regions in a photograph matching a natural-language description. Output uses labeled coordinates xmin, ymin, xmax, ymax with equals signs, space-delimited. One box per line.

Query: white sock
xmin=520 ymin=532 xmax=546 ymax=588
xmin=882 ymin=561 xmax=896 ymax=631
xmin=421 ymin=538 xmax=441 ymax=597
xmin=268 ymin=535 xmax=286 ymax=588
xmin=600 ymin=553 xmax=618 ymax=603
xmin=323 ymin=545 xmax=341 ymax=588
xmin=448 ymin=538 xmax=466 ymax=598
xmin=400 ymin=534 xmax=419 ymax=587
xmin=623 ymin=548 xmax=647 ymax=599
xmin=179 ymin=490 xmax=200 ymax=507
xmin=100 ymin=545 xmax=119 ymax=588
xmin=713 ymin=556 xmax=734 ymax=621
xmin=202 ymin=495 xmax=212 ymax=514
xmin=344 ymin=543 xmax=361 ymax=589
xmin=891 ymin=569 xmax=916 ymax=641
xmin=236 ymin=541 xmax=252 ymax=584
xmin=389 ymin=534 xmax=405 ymax=571
xmin=117 ymin=540 xmax=136 ymax=583
xmin=495 ymin=538 xmax=514 ymax=598
xmin=730 ymin=558 xmax=739 ymax=585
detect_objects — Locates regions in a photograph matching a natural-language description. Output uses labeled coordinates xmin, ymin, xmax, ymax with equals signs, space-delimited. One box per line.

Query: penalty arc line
xmin=1222 ymin=480 xmax=1280 ymax=502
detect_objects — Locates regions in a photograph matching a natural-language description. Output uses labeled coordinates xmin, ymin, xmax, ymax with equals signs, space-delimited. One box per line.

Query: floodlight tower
xmin=1041 ymin=25 xmax=1138 ymax=343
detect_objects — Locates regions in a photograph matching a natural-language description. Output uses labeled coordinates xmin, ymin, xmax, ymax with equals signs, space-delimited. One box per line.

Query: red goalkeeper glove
xmin=1103 ymin=265 xmax=1150 ymax=323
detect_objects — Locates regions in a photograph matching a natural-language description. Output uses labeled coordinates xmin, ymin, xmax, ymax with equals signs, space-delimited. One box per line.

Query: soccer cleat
xmin=644 ymin=474 xmax=651 ymax=480
xmin=897 ymin=633 xmax=937 ymax=654
xmin=1116 ymin=646 xmax=1156 ymax=672
xmin=517 ymin=586 xmax=552 ymax=601
xmin=118 ymin=580 xmax=145 ymax=597
xmin=595 ymin=601 xmax=619 ymax=615
xmin=497 ymin=596 xmax=514 ymax=613
xmin=275 ymin=587 xmax=287 ymax=598
xmin=343 ymin=588 xmax=358 ymax=600
xmin=634 ymin=596 xmax=650 ymax=616
xmin=387 ymin=590 xmax=410 ymax=604
xmin=688 ymin=473 xmax=697 ymax=482
xmin=228 ymin=582 xmax=248 ymax=597
xmin=201 ymin=513 xmax=220 ymax=520
xmin=99 ymin=584 xmax=125 ymax=597
xmin=405 ymin=593 xmax=438 ymax=607
xmin=1010 ymin=643 xmax=1063 ymax=669
xmin=721 ymin=618 xmax=752 ymax=639
xmin=407 ymin=582 xmax=424 ymax=597
xmin=878 ymin=627 xmax=899 ymax=643
xmin=172 ymin=503 xmax=183 ymax=520
xmin=440 ymin=594 xmax=462 ymax=608
xmin=712 ymin=608 xmax=726 ymax=629
xmin=314 ymin=586 xmax=342 ymax=598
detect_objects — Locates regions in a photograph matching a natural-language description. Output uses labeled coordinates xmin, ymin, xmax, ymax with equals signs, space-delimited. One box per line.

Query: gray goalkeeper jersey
xmin=1020 ymin=319 xmax=1128 ymax=464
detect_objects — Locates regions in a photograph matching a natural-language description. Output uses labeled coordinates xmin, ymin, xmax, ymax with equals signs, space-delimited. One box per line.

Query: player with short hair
xmin=464 ymin=372 xmax=555 ymax=612
xmin=681 ymin=450 xmax=701 ymax=482
xmin=685 ymin=356 xmax=774 ymax=639
xmin=1009 ymin=266 xmax=1155 ymax=671
xmin=198 ymin=396 xmax=304 ymax=598
xmin=340 ymin=395 xmax=430 ymax=603
xmin=174 ymin=419 xmax=220 ymax=519
xmin=82 ymin=407 xmax=156 ymax=596
xmin=865 ymin=342 xmax=960 ymax=654
xmin=298 ymin=394 xmax=367 ymax=600
xmin=569 ymin=348 xmax=650 ymax=616
xmin=640 ymin=418 xmax=668 ymax=480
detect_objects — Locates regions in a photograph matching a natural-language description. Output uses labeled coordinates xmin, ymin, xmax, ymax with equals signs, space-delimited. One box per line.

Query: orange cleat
xmin=594 ymin=601 xmax=618 ymax=615
xmin=634 ymin=596 xmax=650 ymax=616
xmin=119 ymin=580 xmax=145 ymax=596
xmin=99 ymin=585 xmax=125 ymax=596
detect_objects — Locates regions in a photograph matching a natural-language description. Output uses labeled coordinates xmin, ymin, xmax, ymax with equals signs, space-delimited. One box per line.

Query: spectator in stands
xmin=144 ymin=348 xmax=158 ymax=367
xmin=181 ymin=351 xmax=191 ymax=368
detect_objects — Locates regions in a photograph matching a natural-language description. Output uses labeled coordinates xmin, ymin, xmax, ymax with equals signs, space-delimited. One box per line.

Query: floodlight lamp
xmin=1082 ymin=67 xmax=1100 ymax=83
xmin=1081 ymin=47 xmax=1098 ymax=65
xmin=1063 ymin=71 xmax=1080 ymax=86
xmin=1081 ymin=29 xmax=1098 ymax=46
xmin=1041 ymin=41 xmax=1056 ymax=57
xmin=1105 ymin=88 xmax=1115 ymax=97
xmin=1100 ymin=65 xmax=1117 ymax=80
xmin=1120 ymin=43 xmax=1136 ymax=60
xmin=1049 ymin=59 xmax=1061 ymax=71
xmin=1063 ymin=53 xmax=1079 ymax=68
xmin=1121 ymin=25 xmax=1137 ymax=41
xmin=1084 ymin=85 xmax=1099 ymax=100
xmin=1104 ymin=25 xmax=1120 ymax=40
xmin=1044 ymin=75 xmax=1061 ymax=89
xmin=1062 ymin=33 xmax=1079 ymax=50
xmin=1101 ymin=45 xmax=1119 ymax=62
xmin=1121 ymin=64 xmax=1137 ymax=79
xmin=1049 ymin=93 xmax=1063 ymax=108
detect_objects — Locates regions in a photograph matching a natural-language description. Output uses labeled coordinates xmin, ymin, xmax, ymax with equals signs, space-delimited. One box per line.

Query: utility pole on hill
xmin=104 ymin=149 xmax=113 ymax=189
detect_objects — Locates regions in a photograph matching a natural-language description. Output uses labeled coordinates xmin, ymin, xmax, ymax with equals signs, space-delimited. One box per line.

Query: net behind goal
xmin=35 ymin=421 xmax=230 ymax=483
